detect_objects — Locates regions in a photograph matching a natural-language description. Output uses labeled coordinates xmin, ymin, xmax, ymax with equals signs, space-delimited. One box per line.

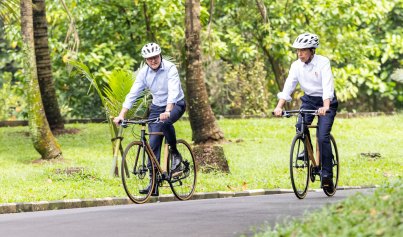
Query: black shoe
xmin=139 ymin=181 xmax=152 ymax=194
xmin=297 ymin=151 xmax=305 ymax=161
xmin=322 ymin=175 xmax=335 ymax=193
xmin=171 ymin=152 xmax=183 ymax=172
xmin=139 ymin=180 xmax=159 ymax=196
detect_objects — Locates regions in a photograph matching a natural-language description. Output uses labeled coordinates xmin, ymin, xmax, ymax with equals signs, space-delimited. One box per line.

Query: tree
xmin=185 ymin=0 xmax=229 ymax=172
xmin=20 ymin=0 xmax=63 ymax=160
xmin=32 ymin=0 xmax=65 ymax=130
xmin=0 ymin=0 xmax=18 ymax=23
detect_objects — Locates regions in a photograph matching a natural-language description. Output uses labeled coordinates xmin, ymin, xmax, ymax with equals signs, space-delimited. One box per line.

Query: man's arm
xmin=273 ymin=99 xmax=286 ymax=116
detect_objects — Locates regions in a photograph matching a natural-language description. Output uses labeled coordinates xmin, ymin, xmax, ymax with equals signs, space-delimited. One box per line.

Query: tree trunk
xmin=32 ymin=0 xmax=64 ymax=130
xmin=185 ymin=0 xmax=224 ymax=144
xmin=142 ymin=2 xmax=155 ymax=42
xmin=185 ymin=0 xmax=228 ymax=173
xmin=20 ymin=0 xmax=63 ymax=160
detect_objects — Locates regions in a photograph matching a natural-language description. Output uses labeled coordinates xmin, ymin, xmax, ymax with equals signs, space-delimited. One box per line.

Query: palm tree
xmin=68 ymin=60 xmax=151 ymax=175
xmin=20 ymin=0 xmax=63 ymax=160
xmin=0 ymin=0 xmax=18 ymax=24
xmin=185 ymin=0 xmax=229 ymax=172
xmin=32 ymin=0 xmax=65 ymax=130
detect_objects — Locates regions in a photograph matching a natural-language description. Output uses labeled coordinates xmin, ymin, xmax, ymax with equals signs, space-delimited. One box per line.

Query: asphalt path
xmin=0 ymin=188 xmax=374 ymax=237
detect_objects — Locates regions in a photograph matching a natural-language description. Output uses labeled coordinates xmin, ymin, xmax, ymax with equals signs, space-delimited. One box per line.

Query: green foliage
xmin=0 ymin=0 xmax=402 ymax=120
xmin=255 ymin=179 xmax=402 ymax=237
xmin=206 ymin=59 xmax=272 ymax=116
xmin=67 ymin=59 xmax=151 ymax=120
xmin=0 ymin=0 xmax=19 ymax=24
xmin=0 ymin=72 xmax=26 ymax=120
xmin=204 ymin=0 xmax=403 ymax=112
xmin=103 ymin=68 xmax=152 ymax=119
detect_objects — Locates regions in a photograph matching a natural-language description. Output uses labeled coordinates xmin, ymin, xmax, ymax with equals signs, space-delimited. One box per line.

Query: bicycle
xmin=119 ymin=118 xmax=197 ymax=204
xmin=275 ymin=109 xmax=339 ymax=199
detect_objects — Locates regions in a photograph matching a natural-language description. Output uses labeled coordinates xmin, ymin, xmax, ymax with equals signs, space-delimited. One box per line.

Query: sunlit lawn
xmin=0 ymin=114 xmax=402 ymax=203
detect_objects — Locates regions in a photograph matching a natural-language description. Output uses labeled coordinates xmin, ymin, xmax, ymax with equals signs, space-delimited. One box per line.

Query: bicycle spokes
xmin=169 ymin=140 xmax=196 ymax=201
xmin=122 ymin=141 xmax=154 ymax=204
xmin=290 ymin=136 xmax=310 ymax=199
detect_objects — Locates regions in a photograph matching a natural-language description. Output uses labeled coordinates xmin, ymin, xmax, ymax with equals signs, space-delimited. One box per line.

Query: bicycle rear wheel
xmin=323 ymin=135 xmax=339 ymax=196
xmin=169 ymin=139 xmax=196 ymax=200
xmin=121 ymin=141 xmax=155 ymax=204
xmin=290 ymin=135 xmax=310 ymax=199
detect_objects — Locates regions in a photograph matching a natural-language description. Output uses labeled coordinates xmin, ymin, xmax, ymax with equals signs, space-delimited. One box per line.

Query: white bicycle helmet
xmin=141 ymin=43 xmax=161 ymax=58
xmin=292 ymin=33 xmax=319 ymax=49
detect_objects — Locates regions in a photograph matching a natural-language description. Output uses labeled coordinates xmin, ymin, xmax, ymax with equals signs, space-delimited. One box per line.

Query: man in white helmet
xmin=114 ymin=42 xmax=186 ymax=196
xmin=273 ymin=33 xmax=338 ymax=193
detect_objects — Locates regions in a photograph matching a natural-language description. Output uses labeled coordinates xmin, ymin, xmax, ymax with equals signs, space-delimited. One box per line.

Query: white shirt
xmin=277 ymin=54 xmax=335 ymax=102
xmin=123 ymin=59 xmax=184 ymax=109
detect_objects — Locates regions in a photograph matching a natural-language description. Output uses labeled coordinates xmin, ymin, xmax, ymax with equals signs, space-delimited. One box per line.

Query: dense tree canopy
xmin=0 ymin=0 xmax=401 ymax=120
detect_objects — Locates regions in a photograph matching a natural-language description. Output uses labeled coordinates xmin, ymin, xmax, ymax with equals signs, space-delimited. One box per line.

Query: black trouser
xmin=148 ymin=99 xmax=186 ymax=163
xmin=296 ymin=94 xmax=338 ymax=177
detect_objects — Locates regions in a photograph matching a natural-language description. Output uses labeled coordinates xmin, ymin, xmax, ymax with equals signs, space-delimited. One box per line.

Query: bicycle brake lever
xmin=119 ymin=120 xmax=128 ymax=128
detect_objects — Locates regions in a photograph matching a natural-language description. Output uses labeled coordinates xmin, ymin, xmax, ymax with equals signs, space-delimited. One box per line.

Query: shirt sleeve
xmin=166 ymin=65 xmax=181 ymax=104
xmin=321 ymin=60 xmax=335 ymax=101
xmin=122 ymin=70 xmax=147 ymax=110
xmin=277 ymin=62 xmax=299 ymax=102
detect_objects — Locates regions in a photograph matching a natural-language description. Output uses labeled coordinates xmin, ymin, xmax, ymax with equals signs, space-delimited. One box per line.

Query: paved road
xmin=0 ymin=189 xmax=374 ymax=237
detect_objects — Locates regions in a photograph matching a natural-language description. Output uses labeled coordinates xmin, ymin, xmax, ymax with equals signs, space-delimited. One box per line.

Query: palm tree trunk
xmin=185 ymin=0 xmax=229 ymax=173
xmin=32 ymin=0 xmax=64 ymax=130
xmin=185 ymin=0 xmax=224 ymax=144
xmin=21 ymin=0 xmax=63 ymax=160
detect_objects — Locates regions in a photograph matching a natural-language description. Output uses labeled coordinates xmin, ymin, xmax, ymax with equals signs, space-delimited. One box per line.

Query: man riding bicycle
xmin=273 ymin=33 xmax=338 ymax=193
xmin=114 ymin=43 xmax=186 ymax=196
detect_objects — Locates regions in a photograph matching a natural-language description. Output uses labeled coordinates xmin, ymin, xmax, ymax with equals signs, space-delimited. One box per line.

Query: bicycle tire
xmin=290 ymin=135 xmax=310 ymax=199
xmin=169 ymin=139 xmax=197 ymax=200
xmin=121 ymin=141 xmax=155 ymax=204
xmin=323 ymin=135 xmax=339 ymax=196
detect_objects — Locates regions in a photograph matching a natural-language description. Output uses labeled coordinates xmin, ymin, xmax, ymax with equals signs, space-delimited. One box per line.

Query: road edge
xmin=0 ymin=185 xmax=378 ymax=214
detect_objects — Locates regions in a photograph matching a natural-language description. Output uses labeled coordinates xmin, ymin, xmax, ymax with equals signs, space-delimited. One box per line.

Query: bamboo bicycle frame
xmin=136 ymin=124 xmax=170 ymax=178
xmin=112 ymin=122 xmax=170 ymax=178
xmin=306 ymin=125 xmax=320 ymax=167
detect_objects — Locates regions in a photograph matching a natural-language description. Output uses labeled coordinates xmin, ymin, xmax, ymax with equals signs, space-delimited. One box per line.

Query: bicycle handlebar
xmin=119 ymin=117 xmax=161 ymax=127
xmin=271 ymin=109 xmax=329 ymax=117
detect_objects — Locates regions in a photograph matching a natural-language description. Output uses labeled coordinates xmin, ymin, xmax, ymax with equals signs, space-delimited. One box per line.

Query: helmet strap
xmin=305 ymin=49 xmax=315 ymax=64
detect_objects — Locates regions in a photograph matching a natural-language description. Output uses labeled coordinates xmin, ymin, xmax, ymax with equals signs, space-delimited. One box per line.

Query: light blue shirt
xmin=123 ymin=59 xmax=185 ymax=109
xmin=278 ymin=54 xmax=335 ymax=102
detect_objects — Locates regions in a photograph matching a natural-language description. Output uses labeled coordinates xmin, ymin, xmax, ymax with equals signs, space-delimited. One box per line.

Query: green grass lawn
xmin=253 ymin=178 xmax=402 ymax=237
xmin=0 ymin=115 xmax=402 ymax=203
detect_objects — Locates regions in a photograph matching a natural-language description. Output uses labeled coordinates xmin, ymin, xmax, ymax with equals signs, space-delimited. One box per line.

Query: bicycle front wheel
xmin=169 ymin=139 xmax=197 ymax=200
xmin=121 ymin=141 xmax=155 ymax=204
xmin=323 ymin=135 xmax=339 ymax=196
xmin=290 ymin=135 xmax=310 ymax=199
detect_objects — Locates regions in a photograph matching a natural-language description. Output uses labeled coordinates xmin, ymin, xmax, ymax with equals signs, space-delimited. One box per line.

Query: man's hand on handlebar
xmin=273 ymin=107 xmax=283 ymax=117
xmin=317 ymin=106 xmax=329 ymax=116
xmin=113 ymin=116 xmax=124 ymax=126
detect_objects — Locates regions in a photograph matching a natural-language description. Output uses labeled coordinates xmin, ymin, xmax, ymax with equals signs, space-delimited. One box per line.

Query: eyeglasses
xmin=296 ymin=48 xmax=311 ymax=53
xmin=146 ymin=55 xmax=160 ymax=62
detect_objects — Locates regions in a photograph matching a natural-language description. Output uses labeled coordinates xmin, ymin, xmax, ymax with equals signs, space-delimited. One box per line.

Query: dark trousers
xmin=148 ymin=99 xmax=186 ymax=163
xmin=296 ymin=94 xmax=338 ymax=177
